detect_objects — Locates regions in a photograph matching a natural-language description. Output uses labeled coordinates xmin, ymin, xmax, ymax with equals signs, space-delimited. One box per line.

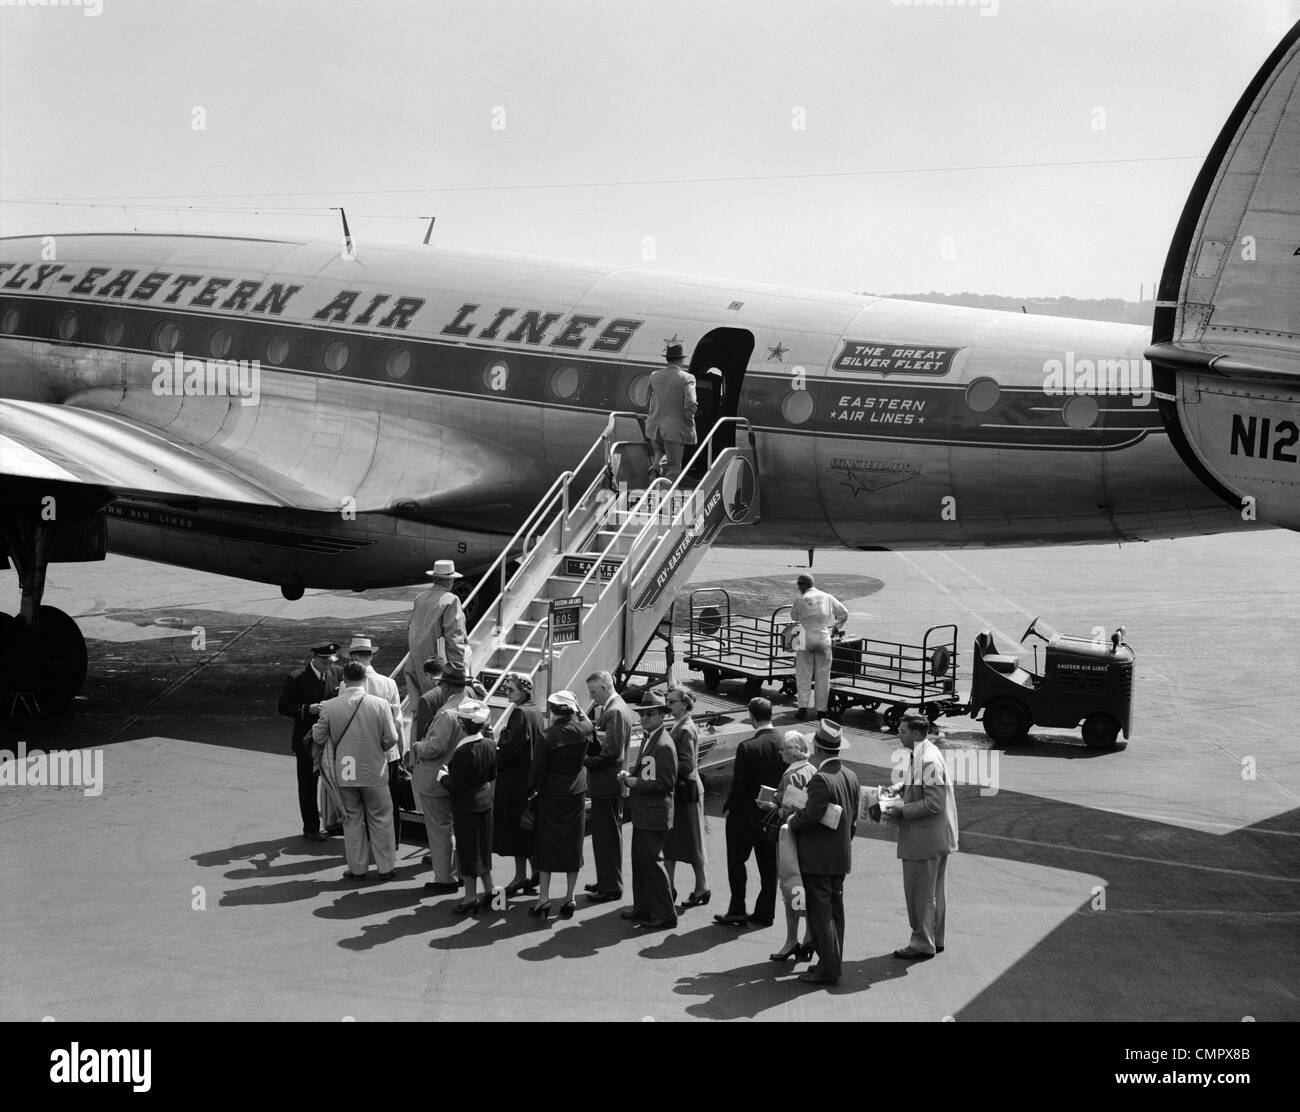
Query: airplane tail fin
xmin=1147 ymin=20 xmax=1300 ymax=527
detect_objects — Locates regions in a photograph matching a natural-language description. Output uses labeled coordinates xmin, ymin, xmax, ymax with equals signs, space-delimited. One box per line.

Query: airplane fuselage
xmin=0 ymin=234 xmax=1240 ymax=590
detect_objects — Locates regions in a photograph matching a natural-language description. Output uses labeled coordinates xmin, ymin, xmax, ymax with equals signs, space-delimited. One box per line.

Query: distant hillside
xmin=862 ymin=292 xmax=1155 ymax=327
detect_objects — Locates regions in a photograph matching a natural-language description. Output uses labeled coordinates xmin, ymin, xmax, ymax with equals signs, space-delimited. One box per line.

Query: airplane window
xmin=628 ymin=372 xmax=651 ymax=408
xmin=2 ymin=306 xmax=21 ymax=333
xmin=209 ymin=328 xmax=232 ymax=358
xmin=385 ymin=349 xmax=411 ymax=379
xmin=965 ymin=377 xmax=1000 ymax=413
xmin=56 ymin=311 xmax=79 ymax=341
xmin=550 ymin=365 xmax=580 ymax=399
xmin=323 ymin=341 xmax=349 ymax=372
xmin=265 ymin=334 xmax=290 ymax=364
xmin=103 ymin=317 xmax=125 ymax=346
xmin=1062 ymin=395 xmax=1099 ymax=430
xmin=781 ymin=389 xmax=814 ymax=425
xmin=152 ymin=320 xmax=183 ymax=353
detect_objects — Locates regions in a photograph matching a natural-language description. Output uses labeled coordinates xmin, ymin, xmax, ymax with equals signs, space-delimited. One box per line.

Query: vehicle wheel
xmin=20 ymin=607 xmax=88 ymax=709
xmin=982 ymin=698 xmax=1031 ymax=747
xmin=1081 ymin=712 xmax=1121 ymax=750
xmin=780 ymin=679 xmax=798 ymax=699
xmin=881 ymin=705 xmax=903 ymax=732
xmin=744 ymin=676 xmax=763 ymax=699
xmin=701 ymin=667 xmax=721 ymax=691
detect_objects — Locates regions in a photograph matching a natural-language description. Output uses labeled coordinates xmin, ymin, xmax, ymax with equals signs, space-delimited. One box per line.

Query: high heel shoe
xmin=769 ymin=944 xmax=801 ymax=962
xmin=453 ymin=897 xmax=480 ymax=914
xmin=504 ymin=879 xmax=529 ymax=898
xmin=797 ymin=940 xmax=816 ymax=962
xmin=528 ymin=902 xmax=552 ymax=919
xmin=680 ymin=889 xmax=711 ymax=909
xmin=559 ymin=899 xmax=577 ymax=919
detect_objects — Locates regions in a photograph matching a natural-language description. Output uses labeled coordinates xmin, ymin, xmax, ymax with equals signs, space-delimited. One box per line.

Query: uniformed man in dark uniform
xmin=277 ymin=641 xmax=342 ymax=841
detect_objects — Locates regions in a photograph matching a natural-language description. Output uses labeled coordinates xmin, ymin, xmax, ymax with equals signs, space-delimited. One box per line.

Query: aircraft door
xmin=687 ymin=327 xmax=754 ymax=463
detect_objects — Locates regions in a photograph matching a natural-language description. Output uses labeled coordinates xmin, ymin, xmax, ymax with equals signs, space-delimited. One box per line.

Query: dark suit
xmin=788 ymin=759 xmax=860 ymax=982
xmin=277 ymin=660 xmax=341 ymax=834
xmin=722 ymin=726 xmax=785 ymax=920
xmin=628 ymin=725 xmax=677 ymax=923
xmin=585 ymin=693 xmax=637 ymax=894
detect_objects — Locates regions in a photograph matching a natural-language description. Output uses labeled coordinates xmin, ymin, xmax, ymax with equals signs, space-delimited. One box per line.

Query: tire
xmin=1082 ymin=712 xmax=1121 ymax=750
xmin=981 ymin=697 xmax=1031 ymax=747
xmin=701 ymin=667 xmax=721 ymax=691
xmin=743 ymin=676 xmax=763 ymax=699
xmin=15 ymin=607 xmax=88 ymax=709
xmin=881 ymin=705 xmax=903 ymax=732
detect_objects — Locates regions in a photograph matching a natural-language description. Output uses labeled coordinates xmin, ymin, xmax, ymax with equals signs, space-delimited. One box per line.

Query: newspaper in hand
xmin=782 ymin=784 xmax=809 ymax=811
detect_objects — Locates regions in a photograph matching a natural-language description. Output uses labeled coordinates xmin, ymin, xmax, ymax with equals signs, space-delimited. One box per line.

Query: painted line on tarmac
xmin=962 ymin=829 xmax=1300 ymax=884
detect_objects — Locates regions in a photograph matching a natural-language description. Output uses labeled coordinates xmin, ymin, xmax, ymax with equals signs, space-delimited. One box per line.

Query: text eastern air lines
xmin=0 ymin=262 xmax=644 ymax=353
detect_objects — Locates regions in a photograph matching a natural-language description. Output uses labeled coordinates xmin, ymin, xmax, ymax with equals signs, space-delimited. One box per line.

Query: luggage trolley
xmin=826 ymin=623 xmax=959 ymax=730
xmin=683 ymin=588 xmax=797 ymax=700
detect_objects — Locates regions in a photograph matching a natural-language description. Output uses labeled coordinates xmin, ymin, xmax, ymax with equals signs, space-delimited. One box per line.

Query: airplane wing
xmin=0 ymin=399 xmax=331 ymax=508
xmin=1147 ymin=19 xmax=1300 ymax=528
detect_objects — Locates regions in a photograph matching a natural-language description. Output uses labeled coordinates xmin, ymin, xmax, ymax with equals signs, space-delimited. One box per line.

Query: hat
xmin=441 ymin=662 xmax=468 ymax=687
xmin=813 ymin=718 xmax=848 ymax=753
xmin=426 ymin=559 xmax=464 ymax=580
xmin=636 ymin=692 xmax=669 ymax=713
xmin=346 ymin=636 xmax=376 ymax=655
xmin=310 ymin=642 xmax=339 ymax=658
xmin=665 ymin=342 xmax=685 ymax=363
xmin=455 ymin=699 xmax=490 ymax=726
xmin=547 ymin=689 xmax=580 ymax=712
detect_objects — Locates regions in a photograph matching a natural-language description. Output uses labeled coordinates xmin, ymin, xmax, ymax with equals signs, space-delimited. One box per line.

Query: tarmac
xmin=1 ymin=532 xmax=1297 ymax=1021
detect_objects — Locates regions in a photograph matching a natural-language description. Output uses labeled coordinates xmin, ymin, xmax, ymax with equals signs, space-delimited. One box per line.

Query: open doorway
xmin=687 ymin=327 xmax=754 ymax=469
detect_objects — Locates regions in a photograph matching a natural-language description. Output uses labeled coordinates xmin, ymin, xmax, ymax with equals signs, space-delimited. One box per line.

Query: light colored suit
xmin=893 ymin=737 xmax=959 ymax=955
xmin=646 ymin=365 xmax=698 ymax=480
xmin=404 ymin=588 xmax=468 ymax=733
xmin=312 ymin=686 xmax=399 ymax=874
xmin=411 ymin=687 xmax=470 ymax=882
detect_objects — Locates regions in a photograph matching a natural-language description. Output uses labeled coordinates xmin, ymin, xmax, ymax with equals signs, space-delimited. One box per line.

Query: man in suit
xmin=788 ymin=718 xmax=860 ymax=985
xmin=716 ymin=697 xmax=786 ymax=927
xmin=885 ymin=713 xmax=959 ymax=960
xmin=408 ymin=660 xmax=474 ymax=894
xmin=645 ymin=343 xmax=698 ymax=481
xmin=277 ymin=641 xmax=342 ymax=841
xmin=311 ymin=661 xmax=401 ymax=881
xmin=620 ymin=695 xmax=678 ymax=929
xmin=583 ymin=670 xmax=637 ymax=903
xmin=404 ymin=560 xmax=469 ymax=740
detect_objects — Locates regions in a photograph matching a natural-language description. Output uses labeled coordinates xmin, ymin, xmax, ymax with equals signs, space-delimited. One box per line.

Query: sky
xmin=1 ymin=0 xmax=1297 ymax=300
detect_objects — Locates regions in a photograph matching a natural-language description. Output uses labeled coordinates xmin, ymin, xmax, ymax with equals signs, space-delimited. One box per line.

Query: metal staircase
xmin=390 ymin=412 xmax=761 ymax=732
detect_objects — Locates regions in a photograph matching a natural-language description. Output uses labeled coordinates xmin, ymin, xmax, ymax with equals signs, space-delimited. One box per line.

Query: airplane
xmin=1 ymin=20 xmax=1297 ymax=709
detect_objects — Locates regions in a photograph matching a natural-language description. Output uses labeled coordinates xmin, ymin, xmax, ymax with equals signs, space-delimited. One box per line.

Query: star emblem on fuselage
xmin=767 ymin=342 xmax=787 ymax=361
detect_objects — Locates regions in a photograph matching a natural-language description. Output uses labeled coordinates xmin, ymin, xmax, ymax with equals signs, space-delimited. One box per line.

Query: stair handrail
xmin=622 ymin=417 xmax=755 ymax=581
xmin=387 ymin=410 xmax=649 ymax=688
xmin=478 ymin=476 xmax=673 ymax=723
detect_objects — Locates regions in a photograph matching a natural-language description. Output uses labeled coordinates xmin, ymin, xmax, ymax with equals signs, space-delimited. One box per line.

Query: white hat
xmin=426 ymin=559 xmax=464 ymax=580
xmin=456 ymin=699 xmax=490 ymax=726
xmin=347 ymin=635 xmax=376 ymax=655
xmin=547 ymin=689 xmax=580 ymax=712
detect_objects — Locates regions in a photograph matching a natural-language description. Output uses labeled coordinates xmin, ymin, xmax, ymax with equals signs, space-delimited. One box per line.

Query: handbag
xmin=675 ymin=775 xmax=701 ymax=806
xmin=520 ymin=793 xmax=538 ymax=831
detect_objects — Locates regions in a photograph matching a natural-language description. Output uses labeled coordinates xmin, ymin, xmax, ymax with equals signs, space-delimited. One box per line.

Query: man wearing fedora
xmin=347 ymin=635 xmax=404 ymax=754
xmin=410 ymin=659 xmax=476 ymax=893
xmin=405 ymin=560 xmax=469 ymax=741
xmin=884 ymin=713 xmax=958 ymax=961
xmin=787 ymin=718 xmax=860 ymax=985
xmin=277 ymin=641 xmax=342 ymax=841
xmin=645 ymin=343 xmax=698 ymax=482
xmin=620 ymin=694 xmax=679 ymax=929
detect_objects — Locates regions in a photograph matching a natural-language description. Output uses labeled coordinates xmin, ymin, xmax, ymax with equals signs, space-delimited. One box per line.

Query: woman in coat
xmin=495 ymin=671 xmax=545 ymax=897
xmin=526 ymin=690 xmax=592 ymax=919
xmin=759 ymin=730 xmax=816 ymax=961
xmin=662 ymin=685 xmax=709 ymax=909
xmin=437 ymin=700 xmax=498 ymax=913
